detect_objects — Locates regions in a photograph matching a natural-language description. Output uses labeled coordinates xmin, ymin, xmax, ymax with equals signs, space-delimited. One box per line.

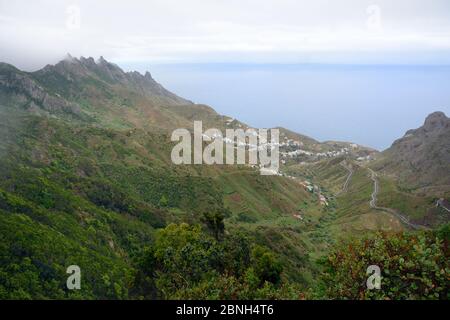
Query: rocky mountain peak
xmin=79 ymin=56 xmax=96 ymax=68
xmin=97 ymin=56 xmax=108 ymax=64
xmin=423 ymin=111 xmax=448 ymax=131
xmin=54 ymin=55 xmax=158 ymax=86
xmin=144 ymin=71 xmax=153 ymax=80
xmin=63 ymin=53 xmax=77 ymax=62
xmin=2 ymin=55 xmax=191 ymax=114
xmin=380 ymin=111 xmax=450 ymax=187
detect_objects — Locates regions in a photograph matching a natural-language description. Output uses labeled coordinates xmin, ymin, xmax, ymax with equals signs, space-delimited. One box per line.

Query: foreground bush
xmin=133 ymin=223 xmax=300 ymax=299
xmin=319 ymin=227 xmax=449 ymax=300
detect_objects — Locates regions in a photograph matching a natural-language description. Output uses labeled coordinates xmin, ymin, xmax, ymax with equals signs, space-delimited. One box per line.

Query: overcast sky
xmin=1 ymin=0 xmax=450 ymax=70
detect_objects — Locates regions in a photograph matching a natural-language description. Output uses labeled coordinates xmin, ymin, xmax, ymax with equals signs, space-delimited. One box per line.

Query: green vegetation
xmin=1 ymin=110 xmax=447 ymax=300
xmin=132 ymin=223 xmax=298 ymax=299
xmin=0 ymin=58 xmax=448 ymax=300
xmin=319 ymin=226 xmax=449 ymax=300
xmin=376 ymin=176 xmax=450 ymax=227
xmin=0 ymin=112 xmax=314 ymax=299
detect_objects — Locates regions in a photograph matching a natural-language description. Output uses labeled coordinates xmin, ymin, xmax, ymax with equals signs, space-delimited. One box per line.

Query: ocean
xmin=121 ymin=63 xmax=450 ymax=150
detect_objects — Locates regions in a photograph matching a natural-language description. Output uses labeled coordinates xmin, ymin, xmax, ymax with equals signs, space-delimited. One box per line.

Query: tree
xmin=222 ymin=232 xmax=251 ymax=277
xmin=319 ymin=231 xmax=449 ymax=300
xmin=158 ymin=195 xmax=169 ymax=207
xmin=201 ymin=211 xmax=225 ymax=241
xmin=143 ymin=223 xmax=221 ymax=298
xmin=131 ymin=223 xmax=294 ymax=299
xmin=250 ymin=245 xmax=283 ymax=286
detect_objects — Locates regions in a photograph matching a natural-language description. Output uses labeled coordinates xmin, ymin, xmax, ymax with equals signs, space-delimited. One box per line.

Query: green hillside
xmin=0 ymin=57 xmax=448 ymax=300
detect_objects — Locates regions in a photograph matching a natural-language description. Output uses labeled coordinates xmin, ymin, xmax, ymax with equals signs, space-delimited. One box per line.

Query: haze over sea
xmin=121 ymin=63 xmax=450 ymax=151
xmin=121 ymin=63 xmax=450 ymax=150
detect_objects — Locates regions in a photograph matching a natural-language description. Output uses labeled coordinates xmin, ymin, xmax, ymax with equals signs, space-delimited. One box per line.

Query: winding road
xmin=436 ymin=199 xmax=450 ymax=213
xmin=337 ymin=161 xmax=353 ymax=195
xmin=368 ymin=168 xmax=422 ymax=230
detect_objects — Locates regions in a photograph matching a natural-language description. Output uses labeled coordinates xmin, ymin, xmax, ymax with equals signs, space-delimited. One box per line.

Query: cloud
xmin=1 ymin=0 xmax=450 ymax=69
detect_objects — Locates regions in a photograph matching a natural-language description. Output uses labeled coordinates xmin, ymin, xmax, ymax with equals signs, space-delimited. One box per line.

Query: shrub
xmin=319 ymin=231 xmax=449 ymax=300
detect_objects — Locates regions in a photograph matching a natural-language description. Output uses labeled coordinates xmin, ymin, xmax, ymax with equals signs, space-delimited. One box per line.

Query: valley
xmin=0 ymin=56 xmax=448 ymax=300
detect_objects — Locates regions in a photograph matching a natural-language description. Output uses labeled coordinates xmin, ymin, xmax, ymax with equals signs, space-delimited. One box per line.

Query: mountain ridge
xmin=0 ymin=55 xmax=448 ymax=299
xmin=373 ymin=111 xmax=450 ymax=189
xmin=2 ymin=56 xmax=446 ymax=162
xmin=1 ymin=56 xmax=370 ymax=156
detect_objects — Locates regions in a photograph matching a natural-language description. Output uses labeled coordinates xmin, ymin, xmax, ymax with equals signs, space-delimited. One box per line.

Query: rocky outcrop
xmin=35 ymin=55 xmax=190 ymax=105
xmin=375 ymin=112 xmax=450 ymax=187
xmin=0 ymin=62 xmax=82 ymax=115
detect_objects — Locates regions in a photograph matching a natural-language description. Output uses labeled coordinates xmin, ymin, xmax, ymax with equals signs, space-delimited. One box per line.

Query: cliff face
xmin=0 ymin=56 xmax=199 ymax=130
xmin=375 ymin=112 xmax=450 ymax=188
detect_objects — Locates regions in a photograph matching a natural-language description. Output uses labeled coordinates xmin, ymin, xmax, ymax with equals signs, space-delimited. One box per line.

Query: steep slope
xmin=373 ymin=111 xmax=450 ymax=189
xmin=364 ymin=112 xmax=450 ymax=227
xmin=2 ymin=56 xmax=380 ymax=154
xmin=2 ymin=56 xmax=449 ymax=299
xmin=34 ymin=55 xmax=190 ymax=105
xmin=0 ymin=62 xmax=84 ymax=118
xmin=0 ymin=57 xmax=326 ymax=298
